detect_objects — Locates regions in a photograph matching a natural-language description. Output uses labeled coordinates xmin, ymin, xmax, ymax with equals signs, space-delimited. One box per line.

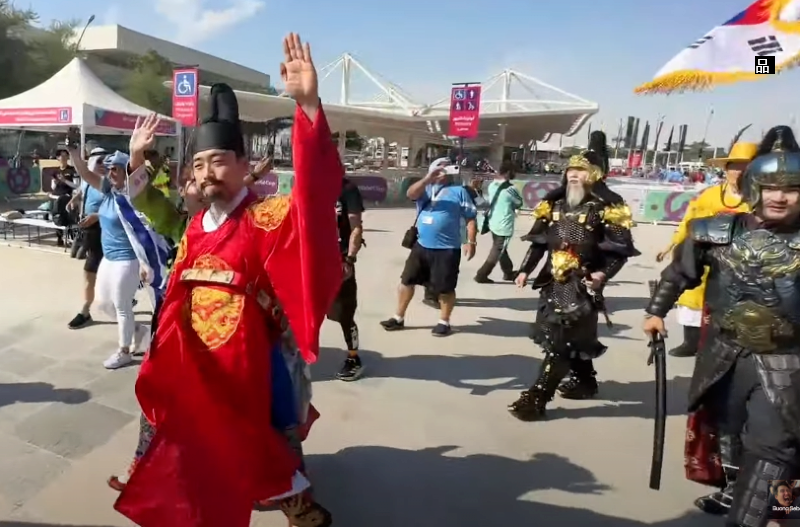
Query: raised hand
xmin=280 ymin=33 xmax=318 ymax=109
xmin=252 ymin=156 xmax=274 ymax=177
xmin=130 ymin=114 xmax=161 ymax=157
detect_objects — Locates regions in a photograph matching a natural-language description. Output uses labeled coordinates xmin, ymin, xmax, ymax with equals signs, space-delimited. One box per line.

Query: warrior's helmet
xmin=564 ymin=130 xmax=609 ymax=184
xmin=741 ymin=125 xmax=800 ymax=208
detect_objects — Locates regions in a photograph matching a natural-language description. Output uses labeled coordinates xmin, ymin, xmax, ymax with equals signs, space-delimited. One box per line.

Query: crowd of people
xmin=14 ymin=32 xmax=800 ymax=527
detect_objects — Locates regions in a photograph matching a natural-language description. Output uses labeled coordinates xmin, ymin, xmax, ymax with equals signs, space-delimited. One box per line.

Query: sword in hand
xmin=646 ymin=330 xmax=668 ymax=491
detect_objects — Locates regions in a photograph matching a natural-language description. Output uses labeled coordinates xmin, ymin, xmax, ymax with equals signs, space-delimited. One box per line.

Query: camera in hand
xmin=65 ymin=127 xmax=81 ymax=150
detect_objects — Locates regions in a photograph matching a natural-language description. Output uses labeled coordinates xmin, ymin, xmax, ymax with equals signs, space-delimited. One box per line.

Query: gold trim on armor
xmin=602 ymin=203 xmax=634 ymax=229
xmin=550 ymin=250 xmax=581 ymax=282
xmin=566 ymin=154 xmax=602 ymax=183
xmin=531 ymin=200 xmax=552 ymax=220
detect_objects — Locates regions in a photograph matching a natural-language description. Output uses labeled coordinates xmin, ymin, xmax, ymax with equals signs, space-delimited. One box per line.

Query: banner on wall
xmin=94 ymin=110 xmax=177 ymax=134
xmin=0 ymin=165 xmax=43 ymax=198
xmin=0 ymin=107 xmax=72 ymax=126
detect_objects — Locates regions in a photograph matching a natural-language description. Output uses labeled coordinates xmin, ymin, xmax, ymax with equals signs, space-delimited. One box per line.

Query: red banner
xmin=628 ymin=150 xmax=643 ymax=168
xmin=0 ymin=107 xmax=72 ymax=125
xmin=172 ymin=68 xmax=199 ymax=127
xmin=94 ymin=110 xmax=177 ymax=135
xmin=448 ymin=85 xmax=481 ymax=138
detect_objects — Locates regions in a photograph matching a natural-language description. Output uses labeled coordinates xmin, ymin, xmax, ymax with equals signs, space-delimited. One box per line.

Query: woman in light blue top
xmin=68 ymin=146 xmax=148 ymax=369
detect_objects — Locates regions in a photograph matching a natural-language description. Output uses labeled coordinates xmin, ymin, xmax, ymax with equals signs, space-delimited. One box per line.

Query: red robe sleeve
xmin=266 ymin=103 xmax=343 ymax=364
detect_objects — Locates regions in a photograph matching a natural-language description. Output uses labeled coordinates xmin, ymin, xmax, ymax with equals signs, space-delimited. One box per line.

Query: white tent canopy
xmin=0 ymin=58 xmax=178 ymax=135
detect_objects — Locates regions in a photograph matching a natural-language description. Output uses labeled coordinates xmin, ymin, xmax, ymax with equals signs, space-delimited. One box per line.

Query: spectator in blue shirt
xmin=381 ymin=158 xmax=477 ymax=336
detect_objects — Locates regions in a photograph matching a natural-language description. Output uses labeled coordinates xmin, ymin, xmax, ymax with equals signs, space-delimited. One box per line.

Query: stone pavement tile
xmin=83 ymin=368 xmax=141 ymax=417
xmin=34 ymin=361 xmax=104 ymax=390
xmin=14 ymin=421 xmax=139 ymax=526
xmin=0 ymin=432 xmax=71 ymax=510
xmin=0 ymin=319 xmax=42 ymax=352
xmin=21 ymin=329 xmax=119 ymax=363
xmin=14 ymin=402 xmax=134 ymax=460
xmin=0 ymin=371 xmax=92 ymax=435
xmin=0 ymin=348 xmax=56 ymax=379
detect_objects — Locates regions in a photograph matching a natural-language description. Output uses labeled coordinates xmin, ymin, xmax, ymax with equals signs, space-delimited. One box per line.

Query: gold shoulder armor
xmin=531 ymin=200 xmax=552 ymax=221
xmin=603 ymin=203 xmax=634 ymax=229
xmin=248 ymin=195 xmax=293 ymax=232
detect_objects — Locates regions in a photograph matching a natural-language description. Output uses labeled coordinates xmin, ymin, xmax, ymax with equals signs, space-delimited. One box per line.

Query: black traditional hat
xmin=194 ymin=83 xmax=245 ymax=156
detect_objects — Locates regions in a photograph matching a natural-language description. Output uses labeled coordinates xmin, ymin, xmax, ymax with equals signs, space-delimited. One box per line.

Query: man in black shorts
xmin=381 ymin=159 xmax=477 ymax=336
xmin=66 ymin=149 xmax=107 ymax=329
xmin=331 ymin=177 xmax=366 ymax=381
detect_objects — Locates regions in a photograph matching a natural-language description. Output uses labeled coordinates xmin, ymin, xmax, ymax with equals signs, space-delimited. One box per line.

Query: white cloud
xmin=153 ymin=0 xmax=264 ymax=45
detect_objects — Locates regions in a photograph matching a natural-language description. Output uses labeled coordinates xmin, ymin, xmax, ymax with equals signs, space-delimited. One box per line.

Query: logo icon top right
xmin=755 ymin=55 xmax=776 ymax=75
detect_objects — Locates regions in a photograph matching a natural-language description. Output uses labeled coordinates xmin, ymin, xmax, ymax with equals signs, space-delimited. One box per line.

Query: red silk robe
xmin=115 ymin=105 xmax=343 ymax=527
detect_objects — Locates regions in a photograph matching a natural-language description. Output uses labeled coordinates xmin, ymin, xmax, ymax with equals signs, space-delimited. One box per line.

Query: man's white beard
xmin=566 ymin=185 xmax=586 ymax=209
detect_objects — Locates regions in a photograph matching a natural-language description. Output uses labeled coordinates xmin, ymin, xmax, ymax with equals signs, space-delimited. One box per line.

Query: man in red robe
xmin=114 ymin=33 xmax=341 ymax=527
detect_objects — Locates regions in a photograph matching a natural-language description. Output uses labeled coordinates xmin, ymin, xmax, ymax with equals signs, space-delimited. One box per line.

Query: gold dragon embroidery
xmin=188 ymin=254 xmax=244 ymax=350
xmin=249 ymin=195 xmax=292 ymax=232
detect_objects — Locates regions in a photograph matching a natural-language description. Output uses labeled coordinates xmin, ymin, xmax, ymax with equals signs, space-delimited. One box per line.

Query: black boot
xmin=508 ymin=352 xmax=571 ymax=422
xmin=694 ymin=433 xmax=741 ymax=515
xmin=669 ymin=325 xmax=700 ymax=357
xmin=558 ymin=359 xmax=599 ymax=400
xmin=726 ymin=458 xmax=789 ymax=527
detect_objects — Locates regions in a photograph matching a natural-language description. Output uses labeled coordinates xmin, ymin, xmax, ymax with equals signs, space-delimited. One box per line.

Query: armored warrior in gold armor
xmin=645 ymin=126 xmax=800 ymax=527
xmin=509 ymin=131 xmax=639 ymax=421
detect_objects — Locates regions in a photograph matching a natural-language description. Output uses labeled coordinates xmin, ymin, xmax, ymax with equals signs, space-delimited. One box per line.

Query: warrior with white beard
xmin=509 ymin=134 xmax=639 ymax=421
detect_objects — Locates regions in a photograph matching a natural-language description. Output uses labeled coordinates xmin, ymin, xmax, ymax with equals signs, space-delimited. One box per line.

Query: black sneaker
xmin=474 ymin=276 xmax=495 ymax=284
xmin=380 ymin=318 xmax=405 ymax=331
xmin=432 ymin=323 xmax=452 ymax=336
xmin=336 ymin=356 xmax=364 ymax=382
xmin=68 ymin=313 xmax=92 ymax=329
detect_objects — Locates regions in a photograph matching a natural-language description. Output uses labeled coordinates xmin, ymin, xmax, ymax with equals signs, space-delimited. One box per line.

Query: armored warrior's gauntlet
xmin=646 ymin=280 xmax=684 ymax=319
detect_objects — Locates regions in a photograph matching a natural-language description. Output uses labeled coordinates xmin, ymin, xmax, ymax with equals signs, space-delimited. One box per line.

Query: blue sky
xmin=32 ymin=0 xmax=800 ymax=146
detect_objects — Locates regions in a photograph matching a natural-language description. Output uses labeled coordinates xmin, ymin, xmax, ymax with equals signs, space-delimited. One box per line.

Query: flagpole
xmin=701 ymin=106 xmax=714 ymax=161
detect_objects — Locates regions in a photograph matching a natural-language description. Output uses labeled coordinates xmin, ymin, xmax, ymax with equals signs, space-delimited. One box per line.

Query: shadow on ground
xmin=0 ymin=382 xmax=90 ymax=408
xmin=317 ymin=347 xmax=690 ymax=418
xmin=457 ymin=295 xmax=650 ymax=314
xmin=307 ymin=445 xmax=714 ymax=527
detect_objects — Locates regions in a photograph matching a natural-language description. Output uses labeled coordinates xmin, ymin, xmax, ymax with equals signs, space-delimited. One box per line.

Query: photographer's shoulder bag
xmin=480 ymin=181 xmax=512 ymax=235
xmin=401 ymin=186 xmax=444 ymax=249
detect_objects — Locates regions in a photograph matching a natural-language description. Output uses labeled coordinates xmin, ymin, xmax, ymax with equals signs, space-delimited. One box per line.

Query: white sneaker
xmin=133 ymin=324 xmax=151 ymax=356
xmin=103 ymin=350 xmax=133 ymax=370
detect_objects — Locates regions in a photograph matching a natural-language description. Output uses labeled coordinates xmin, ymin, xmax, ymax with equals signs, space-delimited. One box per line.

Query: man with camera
xmin=65 ymin=147 xmax=108 ymax=329
xmin=381 ymin=158 xmax=477 ymax=336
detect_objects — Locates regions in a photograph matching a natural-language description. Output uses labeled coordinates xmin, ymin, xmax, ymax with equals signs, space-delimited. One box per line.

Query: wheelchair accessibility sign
xmin=173 ymin=70 xmax=197 ymax=97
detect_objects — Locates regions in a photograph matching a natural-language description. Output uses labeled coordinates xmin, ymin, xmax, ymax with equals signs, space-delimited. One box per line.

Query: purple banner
xmin=350 ymin=175 xmax=388 ymax=202
xmin=252 ymin=173 xmax=279 ymax=197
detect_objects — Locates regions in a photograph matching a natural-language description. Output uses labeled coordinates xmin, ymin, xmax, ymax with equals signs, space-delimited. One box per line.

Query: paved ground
xmin=0 ymin=209 xmax=720 ymax=527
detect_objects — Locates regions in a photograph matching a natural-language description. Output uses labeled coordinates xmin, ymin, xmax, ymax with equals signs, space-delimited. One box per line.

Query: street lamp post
xmin=74 ymin=14 xmax=96 ymax=54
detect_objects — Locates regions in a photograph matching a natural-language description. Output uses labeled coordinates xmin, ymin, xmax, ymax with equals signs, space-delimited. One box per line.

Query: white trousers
xmin=95 ymin=258 xmax=141 ymax=348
